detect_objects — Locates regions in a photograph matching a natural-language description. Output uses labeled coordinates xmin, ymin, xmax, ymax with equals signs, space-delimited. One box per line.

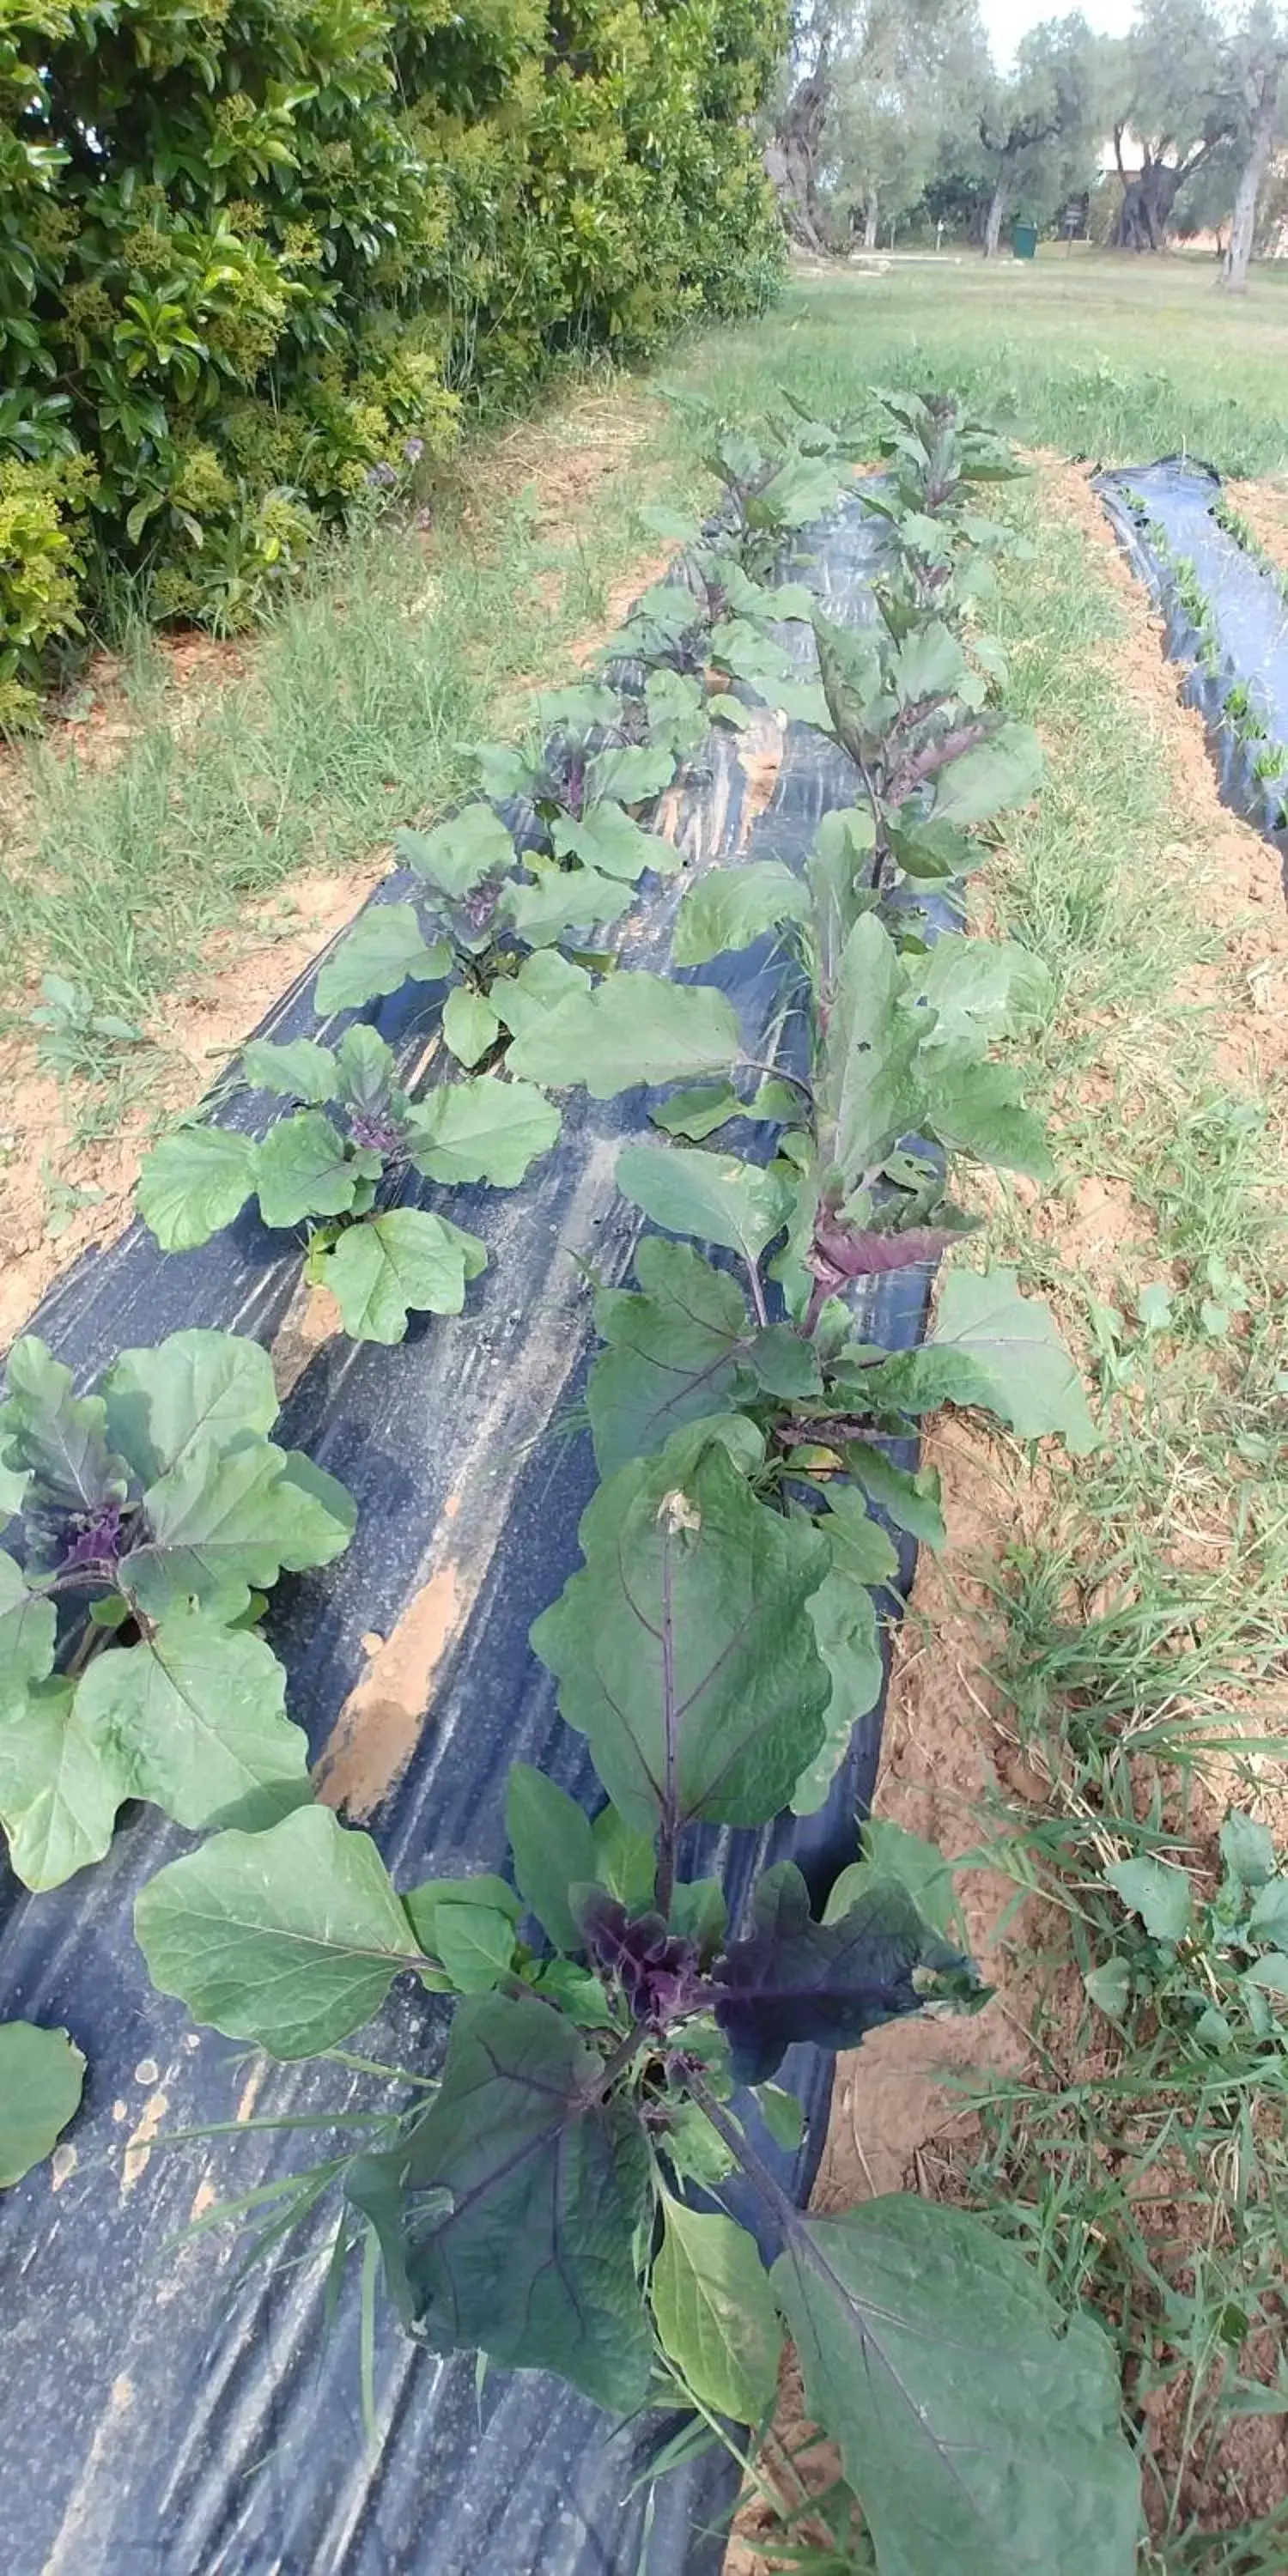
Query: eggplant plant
xmin=808 ymin=601 xmax=1042 ymax=898
xmin=863 ymin=388 xmax=1035 ymax=614
xmin=0 ymin=1329 xmax=353 ymax=1887
xmin=135 ymin=1420 xmax=1137 ymax=2575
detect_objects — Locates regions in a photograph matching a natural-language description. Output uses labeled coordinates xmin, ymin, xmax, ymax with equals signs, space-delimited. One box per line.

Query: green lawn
xmin=664 ymin=252 xmax=1288 ymax=477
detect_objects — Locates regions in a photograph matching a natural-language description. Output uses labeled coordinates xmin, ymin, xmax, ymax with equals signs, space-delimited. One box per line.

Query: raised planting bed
xmin=1 ymin=396 xmax=1139 ymax=2576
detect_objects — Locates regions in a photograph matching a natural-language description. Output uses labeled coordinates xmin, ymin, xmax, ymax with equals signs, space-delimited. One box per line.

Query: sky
xmin=979 ymin=0 xmax=1135 ymax=70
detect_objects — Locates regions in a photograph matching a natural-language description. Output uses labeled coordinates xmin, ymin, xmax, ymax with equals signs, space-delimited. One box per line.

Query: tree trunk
xmin=1222 ymin=84 xmax=1280 ymax=292
xmin=765 ymin=64 xmax=831 ymax=253
xmin=863 ymin=191 xmax=878 ymax=250
xmin=983 ymin=173 xmax=1009 ymax=259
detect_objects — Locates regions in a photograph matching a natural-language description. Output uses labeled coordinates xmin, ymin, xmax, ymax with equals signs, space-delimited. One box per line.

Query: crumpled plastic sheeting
xmin=0 ymin=490 xmax=944 ymax=2576
xmin=1096 ymin=457 xmax=1288 ymax=890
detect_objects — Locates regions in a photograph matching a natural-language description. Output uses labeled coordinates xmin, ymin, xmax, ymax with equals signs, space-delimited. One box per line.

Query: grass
xmin=663 ymin=252 xmax=1288 ymax=477
xmin=0 ymin=386 xmax=700 ymax=1040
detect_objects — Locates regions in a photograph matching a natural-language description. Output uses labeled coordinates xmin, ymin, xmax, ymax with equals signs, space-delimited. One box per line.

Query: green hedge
xmin=0 ymin=0 xmax=786 ymax=719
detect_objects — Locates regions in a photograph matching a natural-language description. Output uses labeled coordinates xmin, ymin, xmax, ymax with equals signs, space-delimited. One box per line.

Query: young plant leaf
xmin=122 ymin=1438 xmax=354 ymax=1623
xmin=405 ymin=1075 xmax=561 ymax=1188
xmin=587 ymin=1238 xmax=755 ymax=1475
xmin=240 ymin=1037 xmax=339 ymax=1104
xmin=532 ymin=1437 xmax=830 ymax=1838
xmin=489 ymin=948 xmax=592 ymax=1039
xmin=653 ymin=2195 xmax=783 ymax=2421
xmin=505 ymin=1761 xmax=598 ymax=1953
xmin=771 ymin=2196 xmax=1140 ymax=2576
xmin=501 ymin=868 xmax=632 ymax=945
xmin=506 ymin=975 xmax=743 ymax=1097
xmin=553 ymin=803 xmax=677 ymax=882
xmin=426 ymin=1901 xmax=517 ymax=1993
xmin=313 ymin=906 xmax=450 ymax=1014
xmin=0 ymin=1679 xmax=134 ymax=1889
xmin=136 ymin=1126 xmax=259 ymax=1252
xmin=929 ymin=720 xmax=1043 ymax=827
xmin=103 ymin=1329 xmax=279 ymax=1483
xmin=255 ymin=1110 xmax=368 ymax=1229
xmin=0 ymin=2022 xmax=85 ymax=2187
xmin=314 ymin=1209 xmax=487 ymax=1342
xmin=0 ymin=1339 xmax=130 ymax=1515
xmin=441 ymin=986 xmax=501 ymax=1068
xmin=134 ymin=1804 xmax=422 ymax=2057
xmin=671 ymin=864 xmax=807 ymax=968
xmin=863 ymin=1270 xmax=1097 ymax=1455
xmin=817 ymin=914 xmax=922 ymax=1187
xmin=1106 ymin=1856 xmax=1193 ymax=1945
xmin=74 ymin=1613 xmax=310 ymax=1831
xmin=615 ymin=1145 xmax=793 ymax=1267
xmin=400 ymin=803 xmax=514 ymax=894
xmin=380 ymin=1990 xmax=654 ymax=2409
xmin=713 ymin=1860 xmax=967 ymax=2082
xmin=793 ymin=1571 xmax=883 ymax=1815
xmin=842 ymin=1443 xmax=945 ymax=1549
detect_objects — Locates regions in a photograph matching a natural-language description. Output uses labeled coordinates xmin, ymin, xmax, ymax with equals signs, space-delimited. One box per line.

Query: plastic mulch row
xmin=1096 ymin=456 xmax=1288 ymax=893
xmin=2 ymin=490 xmax=949 ymax=2576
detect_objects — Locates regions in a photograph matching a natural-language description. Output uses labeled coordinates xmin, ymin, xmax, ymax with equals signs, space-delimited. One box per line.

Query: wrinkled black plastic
xmin=1 ymin=493 xmax=942 ymax=2576
xmin=1095 ymin=458 xmax=1288 ymax=889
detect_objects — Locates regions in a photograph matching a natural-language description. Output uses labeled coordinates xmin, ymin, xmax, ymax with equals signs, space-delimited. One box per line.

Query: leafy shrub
xmin=0 ymin=0 xmax=786 ymax=691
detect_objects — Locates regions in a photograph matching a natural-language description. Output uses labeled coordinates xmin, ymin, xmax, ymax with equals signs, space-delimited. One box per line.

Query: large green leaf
xmin=817 ymin=914 xmax=921 ymax=1188
xmin=404 ymin=1074 xmax=561 ymax=1188
xmin=793 ymin=1568 xmax=884 ymax=1815
xmin=0 ymin=1550 xmax=57 ymax=1697
xmin=400 ymin=803 xmax=515 ymax=893
xmin=313 ymin=905 xmax=450 ymax=1014
xmin=714 ymin=1862 xmax=963 ymax=2082
xmin=103 ymin=1328 xmax=280 ymax=1485
xmin=890 ymin=622 xmax=967 ymax=707
xmin=653 ymin=2195 xmax=783 ymax=2421
xmin=864 ymin=1269 xmax=1097 ymax=1454
xmin=489 ymin=949 xmax=591 ymax=1038
xmin=501 ymin=867 xmax=633 ymax=945
xmin=240 ymin=1037 xmax=339 ymax=1104
xmin=123 ymin=1437 xmax=354 ymax=1622
xmin=553 ymin=804 xmax=677 ymax=880
xmin=919 ymin=1049 xmax=1054 ymax=1183
xmin=587 ymin=1239 xmax=754 ymax=1475
xmin=74 ymin=1614 xmax=310 ymax=1831
xmin=586 ymin=744 xmax=676 ymax=807
xmin=671 ymin=863 xmax=806 ymax=968
xmin=255 ymin=1110 xmax=370 ymax=1229
xmin=0 ymin=2023 xmax=86 ymax=2188
xmin=615 ymin=1145 xmax=793 ymax=1267
xmin=772 ymin=2196 xmax=1140 ymax=2576
xmin=386 ymin=1990 xmax=653 ymax=2409
xmin=532 ymin=1435 xmax=830 ymax=1836
xmin=135 ymin=1804 xmax=423 ymax=2057
xmin=441 ymin=984 xmax=501 ymax=1068
xmin=505 ymin=1761 xmax=598 ymax=1953
xmin=314 ymin=1209 xmax=488 ymax=1342
xmin=0 ymin=1339 xmax=129 ymax=1514
xmin=930 ymin=722 xmax=1043 ymax=828
xmin=907 ymin=937 xmax=1051 ymax=1043
xmin=0 ymin=1678 xmax=130 ymax=1889
xmin=136 ymin=1126 xmax=259 ymax=1252
xmin=506 ymin=973 xmax=743 ymax=1096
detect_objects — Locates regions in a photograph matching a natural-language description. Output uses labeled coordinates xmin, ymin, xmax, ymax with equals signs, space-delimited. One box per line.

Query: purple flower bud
xmin=61 ymin=1498 xmax=126 ymax=1576
xmin=347 ymin=1107 xmax=403 ymax=1157
xmin=368 ymin=460 xmax=398 ymax=489
xmin=582 ymin=1894 xmax=702 ymax=2029
xmin=404 ymin=437 xmax=424 ymax=463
